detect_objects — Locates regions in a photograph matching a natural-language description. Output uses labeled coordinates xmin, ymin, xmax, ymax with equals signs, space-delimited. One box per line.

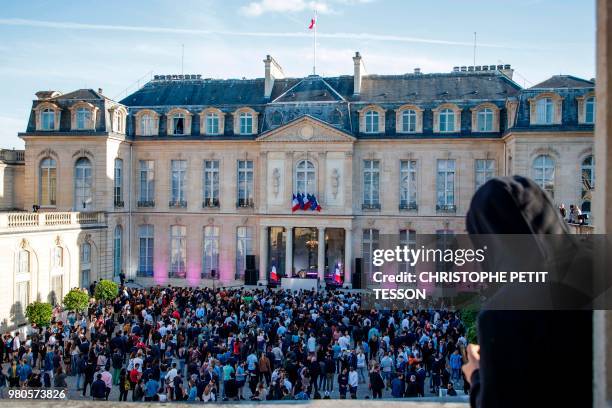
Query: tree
xmin=461 ymin=310 xmax=479 ymax=344
xmin=25 ymin=301 xmax=53 ymax=327
xmin=94 ymin=279 xmax=119 ymax=301
xmin=63 ymin=288 xmax=90 ymax=312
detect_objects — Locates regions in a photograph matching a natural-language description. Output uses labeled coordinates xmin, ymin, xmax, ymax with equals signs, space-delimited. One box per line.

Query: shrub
xmin=461 ymin=309 xmax=479 ymax=344
xmin=94 ymin=279 xmax=119 ymax=301
xmin=63 ymin=288 xmax=90 ymax=312
xmin=25 ymin=301 xmax=53 ymax=327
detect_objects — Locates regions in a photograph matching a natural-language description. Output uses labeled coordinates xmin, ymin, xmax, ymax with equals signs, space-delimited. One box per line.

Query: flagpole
xmin=313 ymin=9 xmax=317 ymax=75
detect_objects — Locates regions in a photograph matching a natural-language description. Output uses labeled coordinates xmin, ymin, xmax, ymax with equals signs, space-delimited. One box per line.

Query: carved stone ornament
xmin=299 ymin=125 xmax=314 ymax=140
xmin=272 ymin=168 xmax=281 ymax=197
xmin=331 ymin=168 xmax=340 ymax=199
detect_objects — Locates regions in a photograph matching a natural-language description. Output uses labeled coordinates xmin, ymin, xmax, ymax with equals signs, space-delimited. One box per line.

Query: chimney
xmin=414 ymin=67 xmax=421 ymax=75
xmin=98 ymin=88 xmax=103 ymax=95
xmin=263 ymin=55 xmax=285 ymax=99
xmin=353 ymin=51 xmax=366 ymax=96
xmin=500 ymin=64 xmax=514 ymax=80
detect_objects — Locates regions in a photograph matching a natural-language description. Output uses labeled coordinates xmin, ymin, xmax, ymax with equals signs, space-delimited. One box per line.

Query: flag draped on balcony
xmin=291 ymin=193 xmax=322 ymax=212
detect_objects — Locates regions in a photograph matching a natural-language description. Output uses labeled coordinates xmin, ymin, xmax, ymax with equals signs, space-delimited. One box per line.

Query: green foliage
xmin=25 ymin=301 xmax=53 ymax=327
xmin=62 ymin=288 xmax=90 ymax=312
xmin=94 ymin=279 xmax=119 ymax=301
xmin=461 ymin=309 xmax=479 ymax=344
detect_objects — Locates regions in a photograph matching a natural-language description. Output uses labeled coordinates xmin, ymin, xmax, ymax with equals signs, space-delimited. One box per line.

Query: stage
xmin=280 ymin=277 xmax=319 ymax=292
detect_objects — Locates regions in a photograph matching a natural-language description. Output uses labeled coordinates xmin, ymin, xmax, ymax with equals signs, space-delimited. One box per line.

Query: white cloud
xmin=240 ymin=0 xmax=330 ymax=16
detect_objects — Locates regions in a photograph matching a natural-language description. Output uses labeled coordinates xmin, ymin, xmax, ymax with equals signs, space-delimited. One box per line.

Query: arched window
xmin=50 ymin=246 xmax=63 ymax=305
xmin=74 ymin=157 xmax=93 ymax=210
xmin=532 ymin=154 xmax=555 ymax=196
xmin=113 ymin=110 xmax=125 ymax=133
xmin=206 ymin=112 xmax=220 ymax=135
xmin=295 ymin=160 xmax=316 ymax=195
xmin=39 ymin=157 xmax=57 ymax=206
xmin=76 ymin=107 xmax=91 ymax=130
xmin=365 ymin=110 xmax=379 ymax=133
xmin=239 ymin=112 xmax=253 ymax=134
xmin=140 ymin=113 xmax=154 ymax=136
xmin=581 ymin=155 xmax=595 ymax=213
xmin=439 ymin=109 xmax=455 ymax=132
xmin=18 ymin=249 xmax=30 ymax=276
xmin=270 ymin=111 xmax=283 ymax=127
xmin=585 ymin=97 xmax=596 ymax=124
xmin=172 ymin=112 xmax=185 ymax=135
xmin=41 ymin=108 xmax=55 ymax=130
xmin=477 ymin=108 xmax=494 ymax=132
xmin=536 ymin=97 xmax=554 ymax=124
xmin=80 ymin=243 xmax=91 ymax=288
xmin=15 ymin=249 xmax=30 ymax=314
xmin=402 ymin=110 xmax=417 ymax=133
xmin=113 ymin=225 xmax=122 ymax=278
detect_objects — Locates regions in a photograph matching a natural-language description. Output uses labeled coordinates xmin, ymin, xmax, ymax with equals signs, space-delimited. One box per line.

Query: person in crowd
xmin=391 ymin=372 xmax=406 ymax=398
xmin=369 ymin=364 xmax=385 ymax=399
xmin=91 ymin=373 xmax=107 ymax=400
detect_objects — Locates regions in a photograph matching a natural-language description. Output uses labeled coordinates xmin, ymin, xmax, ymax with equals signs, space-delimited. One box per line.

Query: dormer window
xmin=141 ymin=114 xmax=154 ymax=136
xmin=536 ymin=98 xmax=554 ymax=124
xmin=240 ymin=112 xmax=253 ymax=134
xmin=135 ymin=109 xmax=159 ymax=136
xmin=76 ymin=108 xmax=91 ymax=130
xmin=395 ymin=105 xmax=423 ymax=134
xmin=206 ymin=113 xmax=219 ymax=134
xmin=585 ymin=97 xmax=595 ymax=124
xmin=200 ymin=108 xmax=224 ymax=136
xmin=365 ymin=110 xmax=379 ymax=133
xmin=402 ymin=110 xmax=416 ymax=132
xmin=42 ymin=109 xmax=55 ymax=130
xmin=477 ymin=108 xmax=493 ymax=131
xmin=173 ymin=113 xmax=185 ymax=135
xmin=471 ymin=104 xmax=500 ymax=133
xmin=439 ymin=109 xmax=455 ymax=132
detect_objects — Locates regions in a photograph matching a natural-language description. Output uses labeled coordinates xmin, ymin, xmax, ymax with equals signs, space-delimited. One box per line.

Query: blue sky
xmin=0 ymin=0 xmax=595 ymax=148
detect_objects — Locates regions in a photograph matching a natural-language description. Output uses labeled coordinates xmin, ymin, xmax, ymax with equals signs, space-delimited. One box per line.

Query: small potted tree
xmin=63 ymin=288 xmax=90 ymax=321
xmin=94 ymin=279 xmax=119 ymax=304
xmin=25 ymin=301 xmax=53 ymax=330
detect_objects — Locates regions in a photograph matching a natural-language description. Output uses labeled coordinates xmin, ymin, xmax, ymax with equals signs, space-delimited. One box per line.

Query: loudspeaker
xmin=245 ymin=269 xmax=257 ymax=285
xmin=352 ymin=257 xmax=363 ymax=289
xmin=246 ymin=255 xmax=256 ymax=270
xmin=210 ymin=269 xmax=216 ymax=278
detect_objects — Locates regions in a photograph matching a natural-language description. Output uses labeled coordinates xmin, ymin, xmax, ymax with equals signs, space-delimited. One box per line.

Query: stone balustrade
xmin=0 ymin=211 xmax=106 ymax=231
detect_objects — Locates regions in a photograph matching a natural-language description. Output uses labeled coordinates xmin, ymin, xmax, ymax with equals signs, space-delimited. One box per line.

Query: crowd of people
xmin=0 ymin=285 xmax=469 ymax=401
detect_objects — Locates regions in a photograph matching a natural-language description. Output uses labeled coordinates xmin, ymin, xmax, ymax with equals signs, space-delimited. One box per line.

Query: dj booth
xmin=280 ymin=277 xmax=319 ymax=292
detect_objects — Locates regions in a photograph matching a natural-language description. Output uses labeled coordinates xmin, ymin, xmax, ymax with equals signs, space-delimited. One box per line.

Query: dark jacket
xmin=466 ymin=176 xmax=593 ymax=408
xmin=91 ymin=379 xmax=107 ymax=399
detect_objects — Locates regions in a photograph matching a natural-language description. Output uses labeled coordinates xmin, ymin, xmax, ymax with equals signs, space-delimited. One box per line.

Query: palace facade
xmin=0 ymin=52 xmax=595 ymax=329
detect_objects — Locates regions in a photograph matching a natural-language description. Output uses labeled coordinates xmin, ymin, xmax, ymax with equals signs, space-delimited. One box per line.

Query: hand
xmin=461 ymin=344 xmax=480 ymax=385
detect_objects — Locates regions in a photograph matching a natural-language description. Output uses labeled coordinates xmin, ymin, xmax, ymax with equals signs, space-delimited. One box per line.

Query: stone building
xmin=0 ymin=53 xmax=595 ymax=329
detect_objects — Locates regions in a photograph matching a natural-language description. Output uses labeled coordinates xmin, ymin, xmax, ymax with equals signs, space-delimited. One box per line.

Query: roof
xmin=530 ymin=75 xmax=594 ymax=89
xmin=120 ymin=70 xmax=521 ymax=108
xmin=50 ymin=89 xmax=105 ymax=101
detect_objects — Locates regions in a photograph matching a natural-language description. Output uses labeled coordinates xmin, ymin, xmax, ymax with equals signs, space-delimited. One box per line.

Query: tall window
xmin=74 ymin=157 xmax=93 ymax=210
xmin=399 ymin=229 xmax=416 ymax=273
xmin=42 ymin=109 xmax=55 ymax=130
xmin=138 ymin=160 xmax=155 ymax=206
xmin=170 ymin=160 xmax=187 ymax=207
xmin=202 ymin=226 xmax=220 ymax=278
xmin=203 ymin=160 xmax=220 ymax=207
xmin=76 ymin=107 xmax=91 ymax=130
xmin=113 ymin=110 xmax=124 ymax=133
xmin=52 ymin=246 xmax=63 ymax=268
xmin=362 ymin=229 xmax=379 ymax=277
xmin=439 ymin=109 xmax=456 ymax=132
xmin=536 ymin=97 xmax=554 ymax=124
xmin=80 ymin=243 xmax=91 ymax=289
xmin=138 ymin=225 xmax=154 ymax=277
xmin=295 ymin=160 xmax=316 ymax=195
xmin=585 ymin=97 xmax=596 ymax=124
xmin=436 ymin=159 xmax=456 ymax=211
xmin=402 ymin=110 xmax=417 ymax=133
xmin=365 ymin=110 xmax=379 ymax=133
xmin=400 ymin=160 xmax=417 ymax=209
xmin=50 ymin=274 xmax=63 ymax=305
xmin=532 ymin=154 xmax=555 ymax=196
xmin=581 ymin=155 xmax=595 ymax=214
xmin=113 ymin=225 xmax=122 ymax=277
xmin=114 ymin=158 xmax=123 ymax=207
xmin=140 ymin=113 xmax=154 ymax=136
xmin=475 ymin=159 xmax=496 ymax=190
xmin=172 ymin=113 xmax=185 ymax=135
xmin=16 ymin=249 xmax=30 ymax=314
xmin=363 ymin=160 xmax=380 ymax=208
xmin=206 ymin=112 xmax=220 ymax=135
xmin=39 ymin=158 xmax=57 ymax=206
xmin=237 ymin=160 xmax=254 ymax=207
xmin=240 ymin=112 xmax=253 ymax=134
xmin=477 ymin=108 xmax=494 ymax=132
xmin=236 ymin=226 xmax=253 ymax=279
xmin=170 ymin=225 xmax=186 ymax=278
xmin=18 ymin=249 xmax=30 ymax=276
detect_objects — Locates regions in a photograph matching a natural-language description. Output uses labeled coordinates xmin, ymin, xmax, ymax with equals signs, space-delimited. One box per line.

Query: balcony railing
xmin=436 ymin=204 xmax=457 ymax=212
xmin=236 ymin=198 xmax=254 ymax=208
xmin=0 ymin=149 xmax=24 ymax=163
xmin=169 ymin=200 xmax=187 ymax=208
xmin=362 ymin=202 xmax=381 ymax=210
xmin=0 ymin=211 xmax=106 ymax=231
xmin=114 ymin=200 xmax=125 ymax=208
xmin=399 ymin=202 xmax=418 ymax=211
xmin=202 ymin=198 xmax=220 ymax=208
xmin=137 ymin=200 xmax=155 ymax=208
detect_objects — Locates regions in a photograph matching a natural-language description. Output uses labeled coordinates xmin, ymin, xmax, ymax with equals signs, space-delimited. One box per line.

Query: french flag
xmin=292 ymin=194 xmax=300 ymax=212
xmin=270 ymin=265 xmax=278 ymax=282
xmin=310 ymin=194 xmax=322 ymax=212
xmin=334 ymin=263 xmax=343 ymax=284
xmin=308 ymin=17 xmax=316 ymax=30
xmin=301 ymin=193 xmax=310 ymax=210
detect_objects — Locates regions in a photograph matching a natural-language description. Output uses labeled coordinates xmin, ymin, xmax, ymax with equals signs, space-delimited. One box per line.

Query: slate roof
xmin=530 ymin=75 xmax=595 ymax=89
xmin=272 ymin=76 xmax=346 ymax=103
xmin=50 ymin=89 xmax=105 ymax=101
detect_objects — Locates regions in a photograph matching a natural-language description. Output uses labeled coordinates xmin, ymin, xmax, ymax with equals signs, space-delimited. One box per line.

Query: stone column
xmin=258 ymin=225 xmax=268 ymax=285
xmin=317 ymin=227 xmax=326 ymax=287
xmin=344 ymin=227 xmax=352 ymax=287
xmin=285 ymin=226 xmax=293 ymax=277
